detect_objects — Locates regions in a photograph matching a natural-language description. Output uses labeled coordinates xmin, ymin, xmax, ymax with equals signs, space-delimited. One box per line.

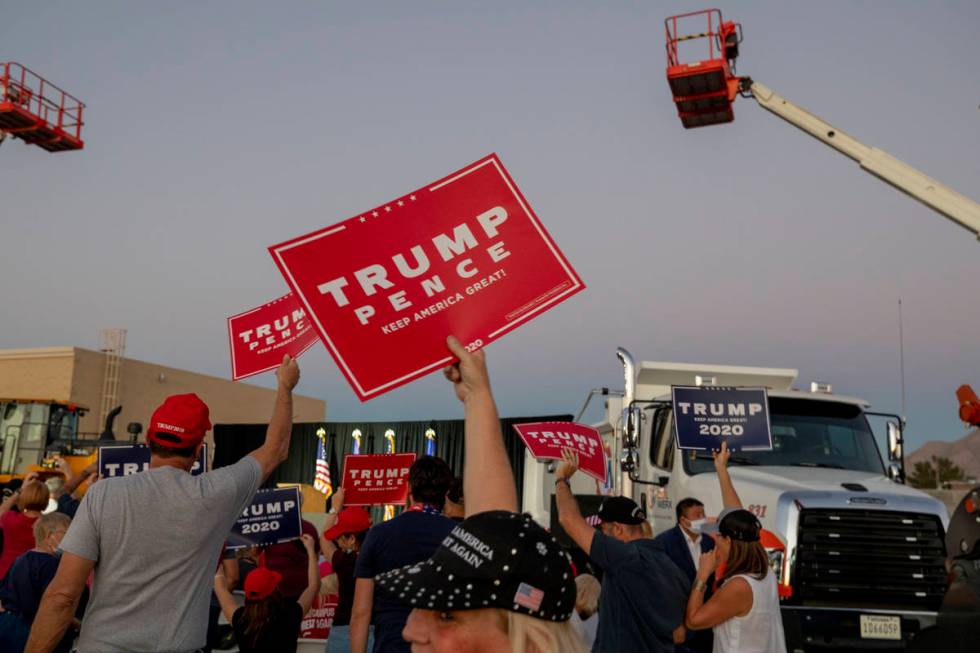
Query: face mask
xmin=687 ymin=519 xmax=706 ymax=534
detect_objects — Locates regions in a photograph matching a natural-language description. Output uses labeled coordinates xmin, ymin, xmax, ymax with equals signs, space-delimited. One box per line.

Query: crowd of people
xmin=0 ymin=342 xmax=789 ymax=653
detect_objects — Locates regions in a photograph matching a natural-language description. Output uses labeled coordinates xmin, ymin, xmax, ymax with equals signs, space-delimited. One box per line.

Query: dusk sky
xmin=3 ymin=1 xmax=978 ymax=454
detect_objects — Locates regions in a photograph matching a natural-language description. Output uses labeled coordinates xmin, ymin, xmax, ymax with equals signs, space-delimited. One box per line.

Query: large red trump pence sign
xmin=268 ymin=154 xmax=584 ymax=400
xmin=513 ymin=422 xmax=608 ymax=484
xmin=227 ymin=292 xmax=319 ymax=381
xmin=341 ymin=453 xmax=416 ymax=506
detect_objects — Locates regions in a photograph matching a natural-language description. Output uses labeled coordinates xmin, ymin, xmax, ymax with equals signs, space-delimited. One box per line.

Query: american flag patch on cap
xmin=514 ymin=582 xmax=544 ymax=611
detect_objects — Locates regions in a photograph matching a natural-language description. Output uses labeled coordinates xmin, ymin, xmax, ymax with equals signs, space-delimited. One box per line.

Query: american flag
xmin=314 ymin=431 xmax=333 ymax=498
xmin=514 ymin=582 xmax=544 ymax=612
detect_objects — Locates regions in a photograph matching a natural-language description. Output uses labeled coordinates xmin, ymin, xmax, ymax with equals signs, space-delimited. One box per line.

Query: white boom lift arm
xmin=745 ymin=80 xmax=980 ymax=240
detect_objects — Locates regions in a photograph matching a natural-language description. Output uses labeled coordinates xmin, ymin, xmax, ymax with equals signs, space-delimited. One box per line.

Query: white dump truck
xmin=522 ymin=349 xmax=950 ymax=651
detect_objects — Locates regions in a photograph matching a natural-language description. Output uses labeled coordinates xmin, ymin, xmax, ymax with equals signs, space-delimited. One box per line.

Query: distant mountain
xmin=907 ymin=428 xmax=980 ymax=482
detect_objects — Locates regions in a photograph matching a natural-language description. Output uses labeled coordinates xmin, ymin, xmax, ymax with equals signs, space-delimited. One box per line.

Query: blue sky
xmin=3 ymin=1 xmax=978 ymax=454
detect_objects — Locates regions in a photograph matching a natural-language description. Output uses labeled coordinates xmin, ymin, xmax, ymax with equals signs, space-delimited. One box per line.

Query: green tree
xmin=908 ymin=456 xmax=964 ymax=488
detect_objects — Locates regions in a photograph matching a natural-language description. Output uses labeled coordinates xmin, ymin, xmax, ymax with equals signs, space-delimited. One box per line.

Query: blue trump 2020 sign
xmin=672 ymin=386 xmax=773 ymax=452
xmin=98 ymin=443 xmax=208 ymax=478
xmin=227 ymin=487 xmax=303 ymax=549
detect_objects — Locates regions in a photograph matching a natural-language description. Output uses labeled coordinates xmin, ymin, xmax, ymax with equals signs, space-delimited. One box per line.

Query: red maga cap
xmin=146 ymin=394 xmax=212 ymax=449
xmin=323 ymin=507 xmax=372 ymax=541
xmin=244 ymin=567 xmax=283 ymax=601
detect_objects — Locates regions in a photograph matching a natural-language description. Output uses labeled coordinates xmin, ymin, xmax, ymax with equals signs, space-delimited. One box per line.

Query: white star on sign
xmin=359 ymin=217 xmax=366 ymax=222
xmin=397 ymin=200 xmax=404 ymax=207
xmin=372 ymin=211 xmax=379 ymax=217
xmin=385 ymin=206 xmax=392 ymax=212
xmin=409 ymin=195 xmax=416 ymax=201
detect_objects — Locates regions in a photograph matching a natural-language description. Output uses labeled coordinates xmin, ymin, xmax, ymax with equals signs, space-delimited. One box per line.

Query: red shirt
xmin=0 ymin=511 xmax=39 ymax=580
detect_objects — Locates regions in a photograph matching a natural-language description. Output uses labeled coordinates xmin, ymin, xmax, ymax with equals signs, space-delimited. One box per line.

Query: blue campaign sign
xmin=227 ymin=487 xmax=303 ymax=550
xmin=671 ymin=386 xmax=773 ymax=452
xmin=98 ymin=443 xmax=209 ymax=478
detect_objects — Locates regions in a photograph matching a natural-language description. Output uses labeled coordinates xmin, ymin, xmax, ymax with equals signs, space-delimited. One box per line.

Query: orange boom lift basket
xmin=0 ymin=62 xmax=85 ymax=152
xmin=665 ymin=9 xmax=742 ymax=129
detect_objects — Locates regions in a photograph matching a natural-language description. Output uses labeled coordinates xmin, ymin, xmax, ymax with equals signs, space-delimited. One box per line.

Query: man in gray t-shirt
xmin=25 ymin=355 xmax=301 ymax=653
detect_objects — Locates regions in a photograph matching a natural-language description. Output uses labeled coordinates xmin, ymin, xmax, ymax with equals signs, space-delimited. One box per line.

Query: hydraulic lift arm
xmin=745 ymin=79 xmax=980 ymax=240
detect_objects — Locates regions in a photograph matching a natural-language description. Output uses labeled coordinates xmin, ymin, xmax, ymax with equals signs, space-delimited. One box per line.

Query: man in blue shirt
xmin=555 ymin=450 xmax=690 ymax=653
xmin=350 ymin=456 xmax=456 ymax=653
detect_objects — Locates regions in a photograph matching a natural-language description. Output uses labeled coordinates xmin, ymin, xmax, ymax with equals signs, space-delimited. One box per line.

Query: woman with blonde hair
xmin=0 ymin=480 xmax=50 ymax=580
xmin=0 ymin=512 xmax=81 ymax=653
xmin=570 ymin=574 xmax=600 ymax=648
xmin=372 ymin=337 xmax=586 ymax=653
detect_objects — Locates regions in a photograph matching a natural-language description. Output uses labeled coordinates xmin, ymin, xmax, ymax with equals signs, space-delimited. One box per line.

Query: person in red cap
xmin=319 ymin=487 xmax=373 ymax=652
xmin=26 ymin=355 xmax=302 ymax=653
xmin=214 ymin=533 xmax=320 ymax=653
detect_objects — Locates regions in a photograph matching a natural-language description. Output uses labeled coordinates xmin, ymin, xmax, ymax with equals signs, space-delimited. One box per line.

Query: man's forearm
xmin=25 ymin=591 xmax=78 ymax=653
xmin=266 ymin=386 xmax=294 ymax=456
xmin=463 ymin=390 xmax=518 ymax=515
xmin=555 ymin=480 xmax=583 ymax=523
xmin=349 ymin=613 xmax=369 ymax=653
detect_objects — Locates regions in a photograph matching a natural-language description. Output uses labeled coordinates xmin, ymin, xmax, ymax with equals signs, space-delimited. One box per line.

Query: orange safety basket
xmin=665 ymin=9 xmax=742 ymax=129
xmin=0 ymin=62 xmax=85 ymax=152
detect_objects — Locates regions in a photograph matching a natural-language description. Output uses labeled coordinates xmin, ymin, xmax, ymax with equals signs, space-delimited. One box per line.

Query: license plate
xmin=860 ymin=615 xmax=901 ymax=640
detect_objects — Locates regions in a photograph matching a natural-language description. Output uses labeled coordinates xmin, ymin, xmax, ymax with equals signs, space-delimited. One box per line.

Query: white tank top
xmin=712 ymin=572 xmax=788 ymax=653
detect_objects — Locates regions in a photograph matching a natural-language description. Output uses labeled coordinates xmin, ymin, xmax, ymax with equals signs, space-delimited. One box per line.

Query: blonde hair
xmin=574 ymin=574 xmax=600 ymax=618
xmin=639 ymin=520 xmax=653 ymax=539
xmin=34 ymin=511 xmax=70 ymax=546
xmin=321 ymin=572 xmax=339 ymax=596
xmin=18 ymin=480 xmax=50 ymax=512
xmin=506 ymin=610 xmax=588 ymax=653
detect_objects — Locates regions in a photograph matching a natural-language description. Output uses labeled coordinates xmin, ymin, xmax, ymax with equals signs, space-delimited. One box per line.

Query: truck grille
xmin=795 ymin=508 xmax=946 ymax=609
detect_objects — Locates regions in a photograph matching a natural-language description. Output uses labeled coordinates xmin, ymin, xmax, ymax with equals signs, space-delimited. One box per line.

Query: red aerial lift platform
xmin=0 ymin=62 xmax=85 ymax=152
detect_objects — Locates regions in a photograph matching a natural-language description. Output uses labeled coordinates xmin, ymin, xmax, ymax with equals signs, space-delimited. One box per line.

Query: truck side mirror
xmin=886 ymin=421 xmax=903 ymax=463
xmin=887 ymin=463 xmax=905 ymax=484
xmin=621 ymin=406 xmax=643 ymax=449
xmin=620 ymin=449 xmax=637 ymax=474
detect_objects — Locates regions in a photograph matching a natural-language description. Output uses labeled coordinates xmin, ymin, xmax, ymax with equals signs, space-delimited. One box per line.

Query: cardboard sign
xmin=672 ymin=386 xmax=773 ymax=451
xmin=227 ymin=487 xmax=303 ymax=549
xmin=268 ymin=154 xmax=585 ymax=400
xmin=300 ymin=593 xmax=338 ymax=639
xmin=512 ymin=422 xmax=607 ymax=483
xmin=97 ymin=443 xmax=208 ymax=478
xmin=227 ymin=291 xmax=320 ymax=380
xmin=341 ymin=453 xmax=416 ymax=506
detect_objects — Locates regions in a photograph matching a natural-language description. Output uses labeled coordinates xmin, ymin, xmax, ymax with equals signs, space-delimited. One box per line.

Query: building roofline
xmin=0 ymin=346 xmax=324 ymax=406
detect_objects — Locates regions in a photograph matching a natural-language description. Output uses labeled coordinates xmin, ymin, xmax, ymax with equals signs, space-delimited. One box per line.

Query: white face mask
xmin=686 ymin=518 xmax=707 ymax=534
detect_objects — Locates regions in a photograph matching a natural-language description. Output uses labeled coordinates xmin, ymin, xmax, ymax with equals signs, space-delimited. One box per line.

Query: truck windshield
xmin=682 ymin=397 xmax=885 ymax=475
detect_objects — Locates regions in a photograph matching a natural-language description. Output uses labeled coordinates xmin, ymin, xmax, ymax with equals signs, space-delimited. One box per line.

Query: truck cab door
xmin=646 ymin=405 xmax=676 ymax=534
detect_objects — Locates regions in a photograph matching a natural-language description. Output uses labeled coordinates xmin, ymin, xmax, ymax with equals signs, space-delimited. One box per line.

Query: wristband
xmin=693 ymin=579 xmax=708 ymax=592
xmin=328 ymin=508 xmax=338 ymax=515
xmin=555 ymin=477 xmax=570 ymax=487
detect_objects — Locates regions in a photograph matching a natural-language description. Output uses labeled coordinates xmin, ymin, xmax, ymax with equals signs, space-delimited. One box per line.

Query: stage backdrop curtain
xmin=214 ymin=415 xmax=571 ymax=511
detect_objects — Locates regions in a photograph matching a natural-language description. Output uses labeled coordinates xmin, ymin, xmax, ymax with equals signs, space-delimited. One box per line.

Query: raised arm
xmin=444 ymin=336 xmax=518 ymax=515
xmin=554 ymin=449 xmax=596 ymax=554
xmin=319 ymin=487 xmax=344 ymax=559
xmin=213 ymin=567 xmax=239 ymax=623
xmin=714 ymin=441 xmax=742 ymax=509
xmin=248 ymin=355 xmax=300 ymax=481
xmin=297 ymin=534 xmax=321 ymax=615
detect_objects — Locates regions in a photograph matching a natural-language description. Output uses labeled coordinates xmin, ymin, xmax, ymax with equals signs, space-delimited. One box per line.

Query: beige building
xmin=0 ymin=346 xmax=325 ymax=446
